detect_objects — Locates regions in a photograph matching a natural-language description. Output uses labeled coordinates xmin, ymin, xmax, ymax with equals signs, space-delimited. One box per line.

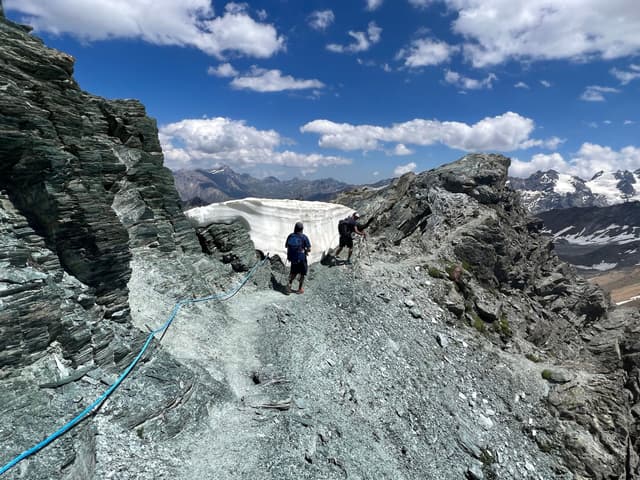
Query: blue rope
xmin=0 ymin=256 xmax=269 ymax=476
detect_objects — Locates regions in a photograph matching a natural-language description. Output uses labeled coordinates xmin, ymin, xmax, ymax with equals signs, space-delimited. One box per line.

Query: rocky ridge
xmin=336 ymin=154 xmax=640 ymax=478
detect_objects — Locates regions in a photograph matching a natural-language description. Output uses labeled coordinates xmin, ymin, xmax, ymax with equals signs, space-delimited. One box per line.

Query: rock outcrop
xmin=196 ymin=222 xmax=257 ymax=272
xmin=0 ymin=7 xmax=229 ymax=479
xmin=0 ymin=4 xmax=199 ymax=359
xmin=335 ymin=153 xmax=640 ymax=478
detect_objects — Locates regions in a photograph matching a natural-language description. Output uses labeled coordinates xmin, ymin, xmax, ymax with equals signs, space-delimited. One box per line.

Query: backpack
xmin=338 ymin=219 xmax=350 ymax=236
xmin=286 ymin=233 xmax=306 ymax=263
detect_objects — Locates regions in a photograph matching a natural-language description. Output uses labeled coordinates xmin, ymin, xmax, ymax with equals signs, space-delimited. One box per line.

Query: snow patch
xmin=554 ymin=226 xmax=575 ymax=236
xmin=574 ymin=262 xmax=618 ymax=271
xmin=586 ymin=171 xmax=640 ymax=204
xmin=556 ymin=224 xmax=639 ymax=245
xmin=185 ymin=198 xmax=355 ymax=264
xmin=617 ymin=295 xmax=640 ymax=306
xmin=554 ymin=174 xmax=576 ymax=194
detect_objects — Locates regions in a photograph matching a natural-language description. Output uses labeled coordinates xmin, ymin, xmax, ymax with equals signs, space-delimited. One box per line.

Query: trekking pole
xmin=364 ymin=236 xmax=372 ymax=265
xmin=351 ymin=252 xmax=356 ymax=307
xmin=282 ymin=258 xmax=289 ymax=290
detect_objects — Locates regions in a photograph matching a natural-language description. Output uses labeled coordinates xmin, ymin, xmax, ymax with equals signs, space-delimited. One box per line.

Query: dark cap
xmin=353 ymin=212 xmax=360 ymax=218
xmin=294 ymin=221 xmax=304 ymax=232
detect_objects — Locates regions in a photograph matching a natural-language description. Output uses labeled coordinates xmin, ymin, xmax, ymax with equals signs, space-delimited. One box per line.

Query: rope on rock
xmin=0 ymin=255 xmax=270 ymax=477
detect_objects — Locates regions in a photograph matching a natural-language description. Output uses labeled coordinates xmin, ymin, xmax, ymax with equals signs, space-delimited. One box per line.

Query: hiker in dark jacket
xmin=285 ymin=221 xmax=311 ymax=294
xmin=334 ymin=212 xmax=366 ymax=264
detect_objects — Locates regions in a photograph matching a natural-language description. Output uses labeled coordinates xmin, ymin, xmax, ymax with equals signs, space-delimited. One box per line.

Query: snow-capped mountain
xmin=538 ymin=201 xmax=640 ymax=271
xmin=509 ymin=169 xmax=640 ymax=213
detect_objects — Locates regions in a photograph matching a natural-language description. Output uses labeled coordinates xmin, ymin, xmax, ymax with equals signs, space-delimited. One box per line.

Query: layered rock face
xmin=0 ymin=8 xmax=199 ymax=368
xmin=336 ymin=153 xmax=640 ymax=478
xmin=1 ymin=8 xmax=227 ymax=479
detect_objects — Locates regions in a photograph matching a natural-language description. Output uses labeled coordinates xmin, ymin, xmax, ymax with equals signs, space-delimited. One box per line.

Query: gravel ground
xmin=122 ymin=243 xmax=573 ymax=480
xmin=1 ymin=246 xmax=573 ymax=479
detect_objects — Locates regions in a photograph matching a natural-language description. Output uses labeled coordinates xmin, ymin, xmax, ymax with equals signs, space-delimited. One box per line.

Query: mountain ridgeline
xmin=2 ymin=4 xmax=640 ymax=479
xmin=510 ymin=168 xmax=640 ymax=214
xmin=172 ymin=166 xmax=356 ymax=207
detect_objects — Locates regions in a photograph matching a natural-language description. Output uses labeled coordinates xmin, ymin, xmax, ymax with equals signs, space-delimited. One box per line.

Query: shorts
xmin=290 ymin=261 xmax=308 ymax=276
xmin=339 ymin=234 xmax=353 ymax=249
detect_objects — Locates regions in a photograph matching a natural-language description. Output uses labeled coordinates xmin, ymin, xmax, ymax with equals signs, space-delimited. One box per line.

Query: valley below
xmin=586 ymin=266 xmax=640 ymax=307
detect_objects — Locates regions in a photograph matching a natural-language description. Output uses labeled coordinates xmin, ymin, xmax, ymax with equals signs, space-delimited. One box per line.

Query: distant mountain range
xmin=538 ymin=201 xmax=640 ymax=272
xmin=509 ymin=169 xmax=640 ymax=214
xmin=173 ymin=166 xmax=356 ymax=207
xmin=172 ymin=166 xmax=391 ymax=207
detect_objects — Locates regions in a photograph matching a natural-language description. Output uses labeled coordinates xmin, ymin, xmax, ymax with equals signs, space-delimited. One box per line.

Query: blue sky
xmin=5 ymin=0 xmax=640 ymax=183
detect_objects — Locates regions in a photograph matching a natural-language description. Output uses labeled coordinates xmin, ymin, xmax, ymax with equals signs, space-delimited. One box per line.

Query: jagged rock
xmin=474 ymin=296 xmax=502 ymax=323
xmin=443 ymin=284 xmax=465 ymax=316
xmin=541 ymin=369 xmax=573 ymax=383
xmin=466 ymin=463 xmax=484 ymax=479
xmin=196 ymin=221 xmax=257 ymax=272
xmin=0 ymin=8 xmax=228 ymax=480
xmin=335 ymin=153 xmax=638 ymax=477
xmin=0 ymin=11 xmax=199 ymax=316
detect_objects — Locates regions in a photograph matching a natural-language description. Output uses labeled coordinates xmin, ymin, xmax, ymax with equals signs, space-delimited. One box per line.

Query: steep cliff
xmin=0 ymin=7 xmax=229 ymax=479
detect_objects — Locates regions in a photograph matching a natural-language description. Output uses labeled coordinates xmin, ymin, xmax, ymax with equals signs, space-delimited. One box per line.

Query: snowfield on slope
xmin=185 ymin=198 xmax=355 ymax=264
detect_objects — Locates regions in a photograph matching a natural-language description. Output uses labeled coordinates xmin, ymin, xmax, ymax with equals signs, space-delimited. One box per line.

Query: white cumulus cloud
xmin=366 ymin=0 xmax=384 ymax=11
xmin=514 ymin=81 xmax=529 ymax=89
xmin=160 ymin=118 xmax=350 ymax=171
xmin=540 ymin=80 xmax=552 ymax=87
xmin=443 ymin=0 xmax=640 ymax=67
xmin=397 ymin=38 xmax=459 ymax=67
xmin=580 ymin=85 xmax=620 ymax=102
xmin=393 ymin=144 xmax=414 ymax=155
xmin=408 ymin=0 xmax=433 ymax=7
xmin=510 ymin=153 xmax=568 ymax=178
xmin=308 ymin=10 xmax=335 ymax=31
xmin=510 ymin=144 xmax=640 ymax=178
xmin=444 ymin=70 xmax=497 ymax=90
xmin=327 ymin=21 xmax=382 ymax=54
xmin=301 ymin=112 xmax=557 ymax=153
xmin=610 ymin=64 xmax=640 ymax=85
xmin=394 ymin=162 xmax=417 ymax=176
xmin=230 ymin=66 xmax=324 ymax=92
xmin=207 ymin=63 xmax=238 ymax=78
xmin=5 ymin=0 xmax=285 ymax=59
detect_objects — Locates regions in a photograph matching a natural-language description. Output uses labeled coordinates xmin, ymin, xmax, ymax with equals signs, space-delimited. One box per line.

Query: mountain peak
xmin=510 ymin=168 xmax=640 ymax=213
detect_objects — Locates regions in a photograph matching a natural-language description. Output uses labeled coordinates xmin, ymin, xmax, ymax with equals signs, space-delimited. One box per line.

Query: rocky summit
xmin=1 ymin=6 xmax=640 ymax=480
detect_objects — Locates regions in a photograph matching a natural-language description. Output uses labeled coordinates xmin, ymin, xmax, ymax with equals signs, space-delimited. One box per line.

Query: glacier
xmin=185 ymin=198 xmax=356 ymax=264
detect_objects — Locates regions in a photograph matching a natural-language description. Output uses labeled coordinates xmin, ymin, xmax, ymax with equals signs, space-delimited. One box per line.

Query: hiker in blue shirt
xmin=335 ymin=212 xmax=366 ymax=264
xmin=285 ymin=221 xmax=311 ymax=294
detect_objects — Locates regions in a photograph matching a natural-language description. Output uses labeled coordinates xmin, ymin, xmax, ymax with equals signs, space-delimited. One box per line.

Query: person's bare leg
xmin=347 ymin=247 xmax=353 ymax=262
xmin=297 ymin=275 xmax=305 ymax=293
xmin=335 ymin=246 xmax=343 ymax=258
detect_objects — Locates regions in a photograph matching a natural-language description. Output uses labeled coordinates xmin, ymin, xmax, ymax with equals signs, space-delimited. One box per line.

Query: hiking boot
xmin=345 ymin=259 xmax=352 ymax=265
